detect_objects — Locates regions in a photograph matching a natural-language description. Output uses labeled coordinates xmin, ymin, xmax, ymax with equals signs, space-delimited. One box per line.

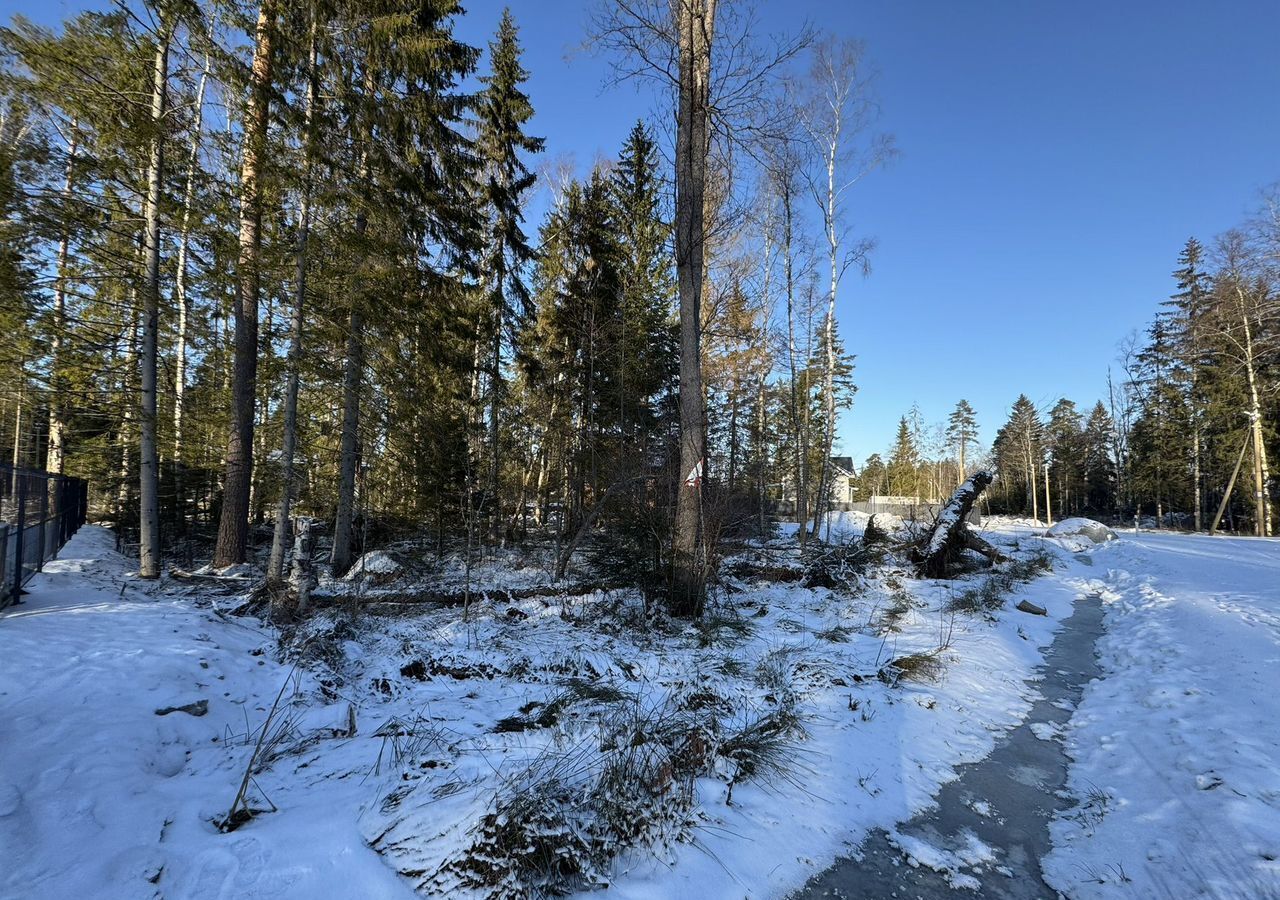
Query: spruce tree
xmin=946 ymin=399 xmax=977 ymax=486
xmin=993 ymin=395 xmax=1044 ymax=516
xmin=1082 ymin=401 xmax=1117 ymax=511
xmin=476 ymin=7 xmax=542 ymax=542
xmin=609 ymin=120 xmax=677 ymax=453
xmin=1164 ymin=238 xmax=1212 ymax=529
xmin=1045 ymin=398 xmax=1083 ymax=517
xmin=887 ymin=416 xmax=918 ymax=497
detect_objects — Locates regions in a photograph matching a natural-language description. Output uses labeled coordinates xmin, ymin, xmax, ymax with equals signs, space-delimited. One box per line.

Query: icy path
xmin=0 ymin=527 xmax=411 ymax=900
xmin=792 ymin=591 xmax=1105 ymax=899
xmin=1043 ymin=532 xmax=1280 ymax=899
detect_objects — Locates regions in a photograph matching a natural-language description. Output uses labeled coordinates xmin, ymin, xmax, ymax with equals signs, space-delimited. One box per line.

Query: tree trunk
xmin=1239 ymin=290 xmax=1273 ymax=536
xmin=139 ymin=23 xmax=171 ymax=579
xmin=1043 ymin=463 xmax=1053 ymax=527
xmin=331 ymin=302 xmax=365 ymax=576
xmin=117 ymin=303 xmax=138 ymax=519
xmin=811 ymin=140 xmax=839 ymax=541
xmin=214 ymin=0 xmax=276 ymax=567
xmin=781 ymin=187 xmax=807 ymax=547
xmin=268 ymin=13 xmax=317 ymax=585
xmin=11 ymin=378 xmax=22 ymax=469
xmin=488 ymin=301 xmax=503 ymax=544
xmin=46 ymin=126 xmax=77 ymax=476
xmin=755 ymin=376 xmax=767 ymax=537
xmin=670 ymin=0 xmax=716 ymax=616
xmin=331 ymin=80 xmax=373 ymax=578
xmin=1192 ymin=425 xmax=1202 ymax=531
xmin=173 ymin=56 xmax=208 ymax=470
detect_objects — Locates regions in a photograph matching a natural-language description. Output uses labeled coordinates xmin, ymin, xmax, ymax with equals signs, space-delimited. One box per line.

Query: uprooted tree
xmin=913 ymin=470 xmax=1004 ymax=577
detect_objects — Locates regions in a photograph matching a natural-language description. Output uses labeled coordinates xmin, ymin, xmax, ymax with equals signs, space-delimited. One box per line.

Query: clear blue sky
xmin=16 ymin=0 xmax=1280 ymax=464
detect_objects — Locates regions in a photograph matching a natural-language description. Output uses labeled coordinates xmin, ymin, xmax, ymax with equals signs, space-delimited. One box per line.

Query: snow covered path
xmin=1044 ymin=532 xmax=1280 ymax=900
xmin=794 ymin=590 xmax=1105 ymax=899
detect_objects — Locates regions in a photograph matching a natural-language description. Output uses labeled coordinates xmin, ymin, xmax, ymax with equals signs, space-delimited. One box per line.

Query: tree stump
xmin=289 ymin=517 xmax=316 ymax=613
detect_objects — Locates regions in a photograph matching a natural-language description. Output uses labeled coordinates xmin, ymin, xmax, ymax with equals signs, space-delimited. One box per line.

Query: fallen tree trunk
xmin=309 ymin=580 xmax=613 ymax=609
xmin=914 ymin=471 xmax=995 ymax=578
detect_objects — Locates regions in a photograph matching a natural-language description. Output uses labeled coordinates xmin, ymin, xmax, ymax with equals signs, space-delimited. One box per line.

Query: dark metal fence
xmin=0 ymin=464 xmax=88 ymax=610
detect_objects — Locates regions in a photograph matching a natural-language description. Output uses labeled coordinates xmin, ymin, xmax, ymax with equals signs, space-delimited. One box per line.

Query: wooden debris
xmin=914 ymin=471 xmax=995 ymax=578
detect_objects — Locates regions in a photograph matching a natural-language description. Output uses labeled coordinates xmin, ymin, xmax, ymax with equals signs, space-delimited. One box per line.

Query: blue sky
xmin=15 ymin=0 xmax=1280 ymax=463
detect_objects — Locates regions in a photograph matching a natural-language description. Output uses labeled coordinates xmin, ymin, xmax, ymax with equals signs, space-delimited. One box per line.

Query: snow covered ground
xmin=1043 ymin=531 xmax=1280 ymax=900
xmin=2 ymin=523 xmax=1276 ymax=899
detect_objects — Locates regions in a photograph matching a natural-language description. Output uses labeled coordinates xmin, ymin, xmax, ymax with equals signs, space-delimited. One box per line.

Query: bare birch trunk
xmin=117 ymin=304 xmax=138 ymax=519
xmin=12 ymin=380 xmax=22 ymax=469
xmin=810 ymin=140 xmax=839 ymax=541
xmin=1239 ymin=289 xmax=1273 ymax=536
xmin=488 ymin=302 xmax=503 ymax=544
xmin=1192 ymin=425 xmax=1202 ymax=531
xmin=139 ymin=24 xmax=171 ymax=579
xmin=755 ymin=376 xmax=767 ymax=536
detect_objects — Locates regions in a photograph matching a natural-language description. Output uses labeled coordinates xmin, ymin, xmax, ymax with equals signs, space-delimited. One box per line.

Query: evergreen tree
xmin=993 ymin=394 xmax=1044 ymax=516
xmin=476 ymin=7 xmax=542 ymax=540
xmin=1131 ymin=317 xmax=1190 ymax=523
xmin=1045 ymin=398 xmax=1084 ymax=517
xmin=609 ymin=120 xmax=677 ymax=453
xmin=887 ymin=416 xmax=918 ymax=497
xmin=1163 ymin=237 xmax=1212 ymax=529
xmin=1082 ymin=401 xmax=1117 ymax=511
xmin=946 ymin=399 xmax=977 ymax=486
xmin=855 ymin=452 xmax=886 ymax=499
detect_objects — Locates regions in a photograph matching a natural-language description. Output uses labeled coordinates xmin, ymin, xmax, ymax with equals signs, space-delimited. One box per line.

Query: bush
xmin=372 ymin=686 xmax=808 ymax=898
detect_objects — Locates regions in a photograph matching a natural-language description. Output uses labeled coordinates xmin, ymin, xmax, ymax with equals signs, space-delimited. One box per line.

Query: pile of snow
xmin=1045 ymin=517 xmax=1117 ymax=549
xmin=889 ymin=827 xmax=999 ymax=891
xmin=343 ymin=549 xmax=401 ymax=580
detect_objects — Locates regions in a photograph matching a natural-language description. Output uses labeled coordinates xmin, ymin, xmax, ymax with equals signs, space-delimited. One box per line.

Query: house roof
xmin=831 ymin=456 xmax=855 ymax=474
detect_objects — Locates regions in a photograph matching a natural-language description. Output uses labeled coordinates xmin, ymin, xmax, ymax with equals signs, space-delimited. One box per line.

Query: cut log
xmin=914 ymin=471 xmax=995 ymax=578
xmin=1016 ymin=599 xmax=1047 ymax=616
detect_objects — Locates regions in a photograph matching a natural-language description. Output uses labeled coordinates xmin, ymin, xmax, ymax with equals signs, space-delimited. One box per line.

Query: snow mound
xmin=1045 ymin=518 xmax=1116 ymax=545
xmin=344 ymin=550 xmax=401 ymax=580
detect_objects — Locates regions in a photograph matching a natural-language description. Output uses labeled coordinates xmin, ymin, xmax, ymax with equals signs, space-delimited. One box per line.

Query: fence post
xmin=35 ymin=478 xmax=48 ymax=572
xmin=12 ymin=493 xmax=25 ymax=604
xmin=0 ymin=523 xmax=8 ymax=608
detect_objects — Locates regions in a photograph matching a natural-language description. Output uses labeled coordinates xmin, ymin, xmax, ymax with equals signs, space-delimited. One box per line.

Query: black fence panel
xmin=0 ymin=465 xmax=88 ymax=610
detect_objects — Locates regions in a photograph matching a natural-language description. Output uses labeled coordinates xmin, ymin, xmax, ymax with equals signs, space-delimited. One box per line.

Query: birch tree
xmin=799 ymin=37 xmax=893 ymax=540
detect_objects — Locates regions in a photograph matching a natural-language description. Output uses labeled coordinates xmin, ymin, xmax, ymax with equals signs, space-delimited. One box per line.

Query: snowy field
xmin=0 ymin=524 xmax=1277 ymax=899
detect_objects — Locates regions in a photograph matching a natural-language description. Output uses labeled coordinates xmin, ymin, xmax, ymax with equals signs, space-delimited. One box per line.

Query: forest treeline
xmin=0 ymin=0 xmax=1275 ymax=614
xmin=852 ymin=228 xmax=1279 ymax=536
xmin=0 ymin=0 xmax=884 ymax=607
